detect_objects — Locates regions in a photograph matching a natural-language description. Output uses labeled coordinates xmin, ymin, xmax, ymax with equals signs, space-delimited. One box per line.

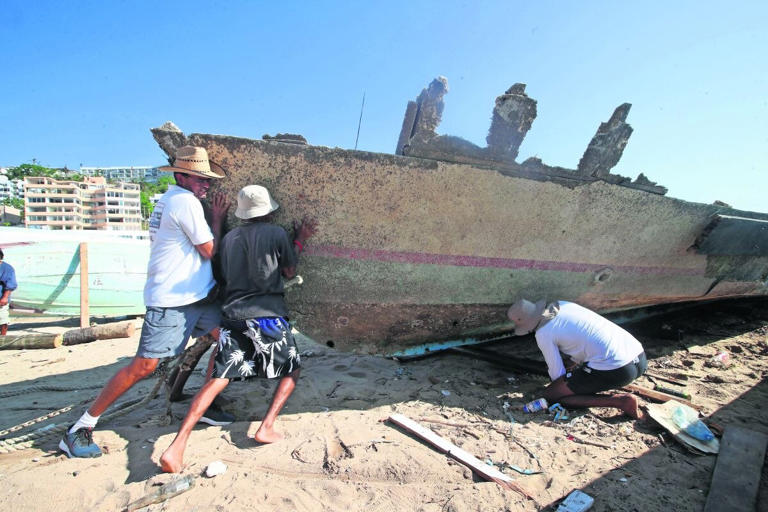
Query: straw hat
xmin=507 ymin=298 xmax=547 ymax=335
xmin=158 ymin=145 xmax=225 ymax=179
xmin=235 ymin=185 xmax=280 ymax=219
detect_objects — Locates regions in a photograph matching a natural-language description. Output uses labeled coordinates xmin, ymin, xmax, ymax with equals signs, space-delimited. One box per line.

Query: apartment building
xmin=0 ymin=171 xmax=24 ymax=201
xmin=79 ymin=165 xmax=169 ymax=183
xmin=24 ymin=176 xmax=142 ymax=230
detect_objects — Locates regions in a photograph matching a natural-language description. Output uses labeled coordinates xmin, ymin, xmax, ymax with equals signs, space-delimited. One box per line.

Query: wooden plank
xmin=388 ymin=413 xmax=533 ymax=499
xmin=79 ymin=242 xmax=89 ymax=328
xmin=704 ymin=426 xmax=768 ymax=512
xmin=623 ymin=384 xmax=698 ymax=410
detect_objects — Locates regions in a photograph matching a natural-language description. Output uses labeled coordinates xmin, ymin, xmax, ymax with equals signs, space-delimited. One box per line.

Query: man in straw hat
xmin=60 ymin=146 xmax=232 ymax=459
xmin=507 ymin=299 xmax=647 ymax=419
xmin=160 ymin=184 xmax=316 ymax=472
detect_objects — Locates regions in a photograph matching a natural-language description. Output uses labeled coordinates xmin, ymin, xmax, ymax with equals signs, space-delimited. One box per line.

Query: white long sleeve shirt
xmin=535 ymin=301 xmax=644 ymax=381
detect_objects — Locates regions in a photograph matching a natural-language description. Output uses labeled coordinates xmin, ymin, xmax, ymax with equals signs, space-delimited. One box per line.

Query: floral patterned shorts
xmin=213 ymin=317 xmax=301 ymax=380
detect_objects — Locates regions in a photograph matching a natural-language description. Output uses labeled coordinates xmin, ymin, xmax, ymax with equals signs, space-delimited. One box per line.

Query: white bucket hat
xmin=235 ymin=185 xmax=279 ymax=219
xmin=158 ymin=145 xmax=225 ymax=179
xmin=507 ymin=298 xmax=547 ymax=335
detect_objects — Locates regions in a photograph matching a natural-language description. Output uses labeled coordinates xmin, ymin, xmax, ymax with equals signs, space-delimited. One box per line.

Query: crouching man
xmin=160 ymin=184 xmax=317 ymax=472
xmin=507 ymin=299 xmax=647 ymax=419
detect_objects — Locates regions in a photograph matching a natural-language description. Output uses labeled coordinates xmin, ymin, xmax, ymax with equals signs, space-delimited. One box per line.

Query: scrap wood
xmin=566 ymin=434 xmax=612 ymax=449
xmin=644 ymin=371 xmax=687 ymax=385
xmin=387 ymin=413 xmax=534 ymax=500
xmin=704 ymin=426 xmax=768 ymax=512
xmin=622 ymin=384 xmax=699 ymax=409
xmin=417 ymin=418 xmax=471 ymax=429
xmin=0 ymin=333 xmax=63 ymax=350
xmin=62 ymin=320 xmax=135 ymax=345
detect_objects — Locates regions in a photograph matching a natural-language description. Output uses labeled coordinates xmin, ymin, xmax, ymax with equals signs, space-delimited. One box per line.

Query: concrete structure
xmin=79 ymin=165 xmax=170 ymax=183
xmin=0 ymin=205 xmax=22 ymax=225
xmin=24 ymin=176 xmax=141 ymax=231
xmin=0 ymin=171 xmax=25 ymax=201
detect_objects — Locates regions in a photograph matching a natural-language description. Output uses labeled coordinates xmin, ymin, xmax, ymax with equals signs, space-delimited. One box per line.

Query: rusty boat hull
xmin=152 ymin=129 xmax=768 ymax=355
xmin=151 ymin=79 xmax=768 ymax=355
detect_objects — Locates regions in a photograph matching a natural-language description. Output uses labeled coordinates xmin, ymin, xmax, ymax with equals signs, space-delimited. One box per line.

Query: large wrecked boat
xmin=152 ymin=77 xmax=768 ymax=355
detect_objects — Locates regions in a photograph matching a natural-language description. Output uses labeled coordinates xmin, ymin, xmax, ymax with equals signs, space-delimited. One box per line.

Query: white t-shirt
xmin=143 ymin=185 xmax=215 ymax=307
xmin=535 ymin=301 xmax=644 ymax=381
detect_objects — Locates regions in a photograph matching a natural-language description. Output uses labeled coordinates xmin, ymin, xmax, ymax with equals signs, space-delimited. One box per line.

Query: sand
xmin=1 ymin=300 xmax=768 ymax=511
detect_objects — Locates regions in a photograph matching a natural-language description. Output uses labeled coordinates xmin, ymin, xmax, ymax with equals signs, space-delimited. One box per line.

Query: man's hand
xmin=293 ymin=217 xmax=318 ymax=244
xmin=0 ymin=297 xmax=8 ymax=307
xmin=208 ymin=191 xmax=231 ymax=220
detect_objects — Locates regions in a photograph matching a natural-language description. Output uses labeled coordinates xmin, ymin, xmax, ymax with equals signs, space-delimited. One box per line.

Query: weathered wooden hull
xmin=1 ymin=228 xmax=149 ymax=316
xmin=152 ymin=128 xmax=768 ymax=355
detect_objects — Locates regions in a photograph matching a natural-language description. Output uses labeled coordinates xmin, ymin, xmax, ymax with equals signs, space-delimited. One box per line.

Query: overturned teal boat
xmin=1 ymin=227 xmax=149 ymax=316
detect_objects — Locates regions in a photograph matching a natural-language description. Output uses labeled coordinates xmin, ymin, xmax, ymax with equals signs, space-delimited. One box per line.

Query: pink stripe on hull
xmin=306 ymin=244 xmax=702 ymax=277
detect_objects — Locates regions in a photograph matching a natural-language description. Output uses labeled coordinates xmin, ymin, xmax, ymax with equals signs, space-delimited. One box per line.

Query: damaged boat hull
xmin=152 ymin=127 xmax=768 ymax=355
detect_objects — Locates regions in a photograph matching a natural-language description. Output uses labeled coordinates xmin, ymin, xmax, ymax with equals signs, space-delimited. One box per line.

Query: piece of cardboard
xmin=646 ymin=400 xmax=720 ymax=454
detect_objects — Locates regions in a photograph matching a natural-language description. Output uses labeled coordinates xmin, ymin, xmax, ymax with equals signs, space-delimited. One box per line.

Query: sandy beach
xmin=1 ymin=300 xmax=768 ymax=511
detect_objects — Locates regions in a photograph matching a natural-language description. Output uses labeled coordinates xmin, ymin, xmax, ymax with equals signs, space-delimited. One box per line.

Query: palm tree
xmin=238 ymin=360 xmax=255 ymax=377
xmin=222 ymin=349 xmax=245 ymax=376
xmin=217 ymin=328 xmax=232 ymax=351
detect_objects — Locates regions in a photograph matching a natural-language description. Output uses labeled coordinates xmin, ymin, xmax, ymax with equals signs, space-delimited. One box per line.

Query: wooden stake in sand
xmin=79 ymin=242 xmax=89 ymax=329
xmin=387 ymin=413 xmax=534 ymax=500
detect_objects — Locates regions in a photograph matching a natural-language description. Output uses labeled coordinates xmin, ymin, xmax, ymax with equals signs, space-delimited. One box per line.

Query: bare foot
xmin=617 ymin=394 xmax=643 ymax=420
xmin=253 ymin=427 xmax=284 ymax=444
xmin=159 ymin=446 xmax=184 ymax=473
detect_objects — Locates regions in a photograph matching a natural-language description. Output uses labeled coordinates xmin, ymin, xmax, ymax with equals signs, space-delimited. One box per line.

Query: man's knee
xmin=543 ymin=377 xmax=574 ymax=401
xmin=128 ymin=357 xmax=159 ymax=378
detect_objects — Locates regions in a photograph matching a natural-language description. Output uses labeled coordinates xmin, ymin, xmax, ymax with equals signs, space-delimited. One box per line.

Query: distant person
xmin=60 ymin=146 xmax=231 ymax=458
xmin=0 ymin=248 xmax=18 ymax=336
xmin=160 ymin=184 xmax=316 ymax=473
xmin=507 ymin=299 xmax=647 ymax=419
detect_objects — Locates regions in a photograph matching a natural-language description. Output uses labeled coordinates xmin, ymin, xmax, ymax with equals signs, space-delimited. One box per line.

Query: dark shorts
xmin=213 ymin=317 xmax=301 ymax=380
xmin=565 ymin=352 xmax=647 ymax=395
xmin=136 ymin=301 xmax=221 ymax=359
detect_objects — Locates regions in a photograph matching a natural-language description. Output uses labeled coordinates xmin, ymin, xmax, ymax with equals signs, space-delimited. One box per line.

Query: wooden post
xmin=79 ymin=242 xmax=89 ymax=328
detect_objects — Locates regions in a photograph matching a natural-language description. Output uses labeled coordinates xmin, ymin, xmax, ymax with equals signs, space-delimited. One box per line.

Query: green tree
xmin=1 ymin=197 xmax=24 ymax=210
xmin=7 ymin=163 xmax=58 ymax=179
xmin=140 ymin=174 xmax=175 ymax=219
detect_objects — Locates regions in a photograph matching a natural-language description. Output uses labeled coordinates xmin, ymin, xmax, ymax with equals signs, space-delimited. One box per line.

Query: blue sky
xmin=2 ymin=1 xmax=766 ymax=212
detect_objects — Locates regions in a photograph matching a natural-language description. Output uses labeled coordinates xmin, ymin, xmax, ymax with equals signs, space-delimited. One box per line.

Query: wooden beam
xmin=79 ymin=242 xmax=89 ymax=328
xmin=704 ymin=426 xmax=768 ymax=512
xmin=622 ymin=384 xmax=699 ymax=409
xmin=388 ymin=413 xmax=534 ymax=500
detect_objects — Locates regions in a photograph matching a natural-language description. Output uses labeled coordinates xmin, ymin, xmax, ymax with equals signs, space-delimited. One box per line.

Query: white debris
xmin=205 ymin=460 xmax=228 ymax=478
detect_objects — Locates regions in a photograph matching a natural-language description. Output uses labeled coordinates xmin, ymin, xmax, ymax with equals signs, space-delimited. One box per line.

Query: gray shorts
xmin=0 ymin=304 xmax=9 ymax=325
xmin=136 ymin=301 xmax=221 ymax=359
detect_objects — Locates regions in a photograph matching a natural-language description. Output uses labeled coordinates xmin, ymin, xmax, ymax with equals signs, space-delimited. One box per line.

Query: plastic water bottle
xmin=672 ymin=405 xmax=714 ymax=441
xmin=523 ymin=398 xmax=548 ymax=413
